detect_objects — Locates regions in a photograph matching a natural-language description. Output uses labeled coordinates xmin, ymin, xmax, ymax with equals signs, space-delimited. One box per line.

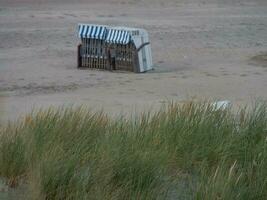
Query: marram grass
xmin=0 ymin=102 xmax=266 ymax=199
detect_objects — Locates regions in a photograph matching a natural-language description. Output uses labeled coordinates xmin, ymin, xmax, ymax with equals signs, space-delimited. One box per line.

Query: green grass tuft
xmin=0 ymin=102 xmax=266 ymax=199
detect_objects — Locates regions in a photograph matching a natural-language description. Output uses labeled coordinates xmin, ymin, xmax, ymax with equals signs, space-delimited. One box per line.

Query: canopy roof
xmin=78 ymin=24 xmax=132 ymax=45
xmin=106 ymin=29 xmax=131 ymax=45
xmin=78 ymin=24 xmax=107 ymax=40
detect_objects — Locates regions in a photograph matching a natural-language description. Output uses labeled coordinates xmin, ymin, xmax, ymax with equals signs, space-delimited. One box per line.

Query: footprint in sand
xmin=63 ymin=13 xmax=77 ymax=18
xmin=204 ymin=72 xmax=218 ymax=77
xmin=222 ymin=73 xmax=229 ymax=76
xmin=249 ymin=53 xmax=267 ymax=68
xmin=120 ymin=13 xmax=128 ymax=17
xmin=98 ymin=14 xmax=115 ymax=18
xmin=253 ymin=72 xmax=262 ymax=75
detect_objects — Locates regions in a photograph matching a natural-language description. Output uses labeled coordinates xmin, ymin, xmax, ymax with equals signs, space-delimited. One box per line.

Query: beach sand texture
xmin=0 ymin=0 xmax=267 ymax=122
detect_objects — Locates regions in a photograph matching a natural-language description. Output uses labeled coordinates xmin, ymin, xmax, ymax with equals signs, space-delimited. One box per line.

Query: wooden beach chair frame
xmin=77 ymin=24 xmax=153 ymax=73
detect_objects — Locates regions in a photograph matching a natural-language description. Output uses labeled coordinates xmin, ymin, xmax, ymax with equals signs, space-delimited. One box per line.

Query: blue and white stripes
xmin=78 ymin=24 xmax=132 ymax=45
xmin=78 ymin=24 xmax=107 ymax=40
xmin=105 ymin=29 xmax=131 ymax=45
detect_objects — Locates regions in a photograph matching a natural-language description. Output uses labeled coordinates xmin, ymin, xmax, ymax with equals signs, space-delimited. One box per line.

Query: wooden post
xmin=107 ymin=45 xmax=110 ymax=71
xmin=77 ymin=44 xmax=81 ymax=68
xmin=101 ymin=42 xmax=103 ymax=69
xmin=85 ymin=38 xmax=88 ymax=67
xmin=93 ymin=39 xmax=96 ymax=68
xmin=91 ymin=39 xmax=93 ymax=68
xmin=81 ymin=38 xmax=84 ymax=67
xmin=89 ymin=39 xmax=92 ymax=68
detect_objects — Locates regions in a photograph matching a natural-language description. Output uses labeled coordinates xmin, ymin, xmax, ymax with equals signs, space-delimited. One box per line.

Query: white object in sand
xmin=212 ymin=100 xmax=231 ymax=111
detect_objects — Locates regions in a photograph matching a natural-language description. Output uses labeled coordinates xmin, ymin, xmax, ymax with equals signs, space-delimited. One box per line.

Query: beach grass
xmin=0 ymin=102 xmax=266 ymax=199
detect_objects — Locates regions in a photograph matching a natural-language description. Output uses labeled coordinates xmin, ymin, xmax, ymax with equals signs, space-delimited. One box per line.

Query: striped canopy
xmin=106 ymin=29 xmax=131 ymax=45
xmin=78 ymin=24 xmax=107 ymax=39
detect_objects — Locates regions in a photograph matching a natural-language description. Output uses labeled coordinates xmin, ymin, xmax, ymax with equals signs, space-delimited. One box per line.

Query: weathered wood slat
xmin=80 ymin=38 xmax=136 ymax=72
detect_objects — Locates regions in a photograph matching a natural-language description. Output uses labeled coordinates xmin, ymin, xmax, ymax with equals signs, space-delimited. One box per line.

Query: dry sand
xmin=0 ymin=0 xmax=267 ymax=123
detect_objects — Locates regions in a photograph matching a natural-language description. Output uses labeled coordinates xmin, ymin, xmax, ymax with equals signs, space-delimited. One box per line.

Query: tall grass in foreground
xmin=0 ymin=102 xmax=266 ymax=199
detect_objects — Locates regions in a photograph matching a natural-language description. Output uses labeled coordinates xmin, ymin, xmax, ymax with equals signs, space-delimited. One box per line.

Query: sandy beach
xmin=0 ymin=0 xmax=267 ymax=122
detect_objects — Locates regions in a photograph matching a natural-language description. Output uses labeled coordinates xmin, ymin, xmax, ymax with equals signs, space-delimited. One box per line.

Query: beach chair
xmin=77 ymin=24 xmax=153 ymax=73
